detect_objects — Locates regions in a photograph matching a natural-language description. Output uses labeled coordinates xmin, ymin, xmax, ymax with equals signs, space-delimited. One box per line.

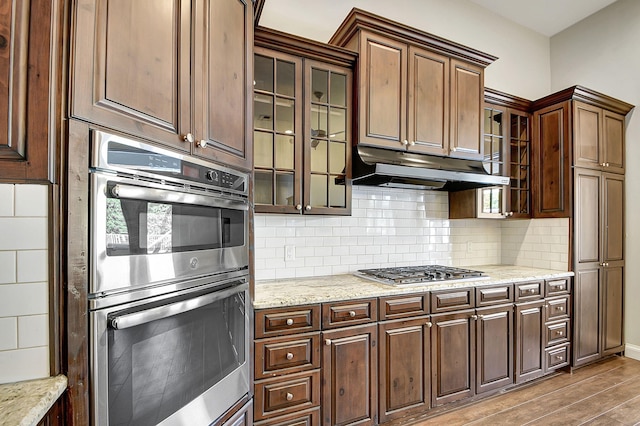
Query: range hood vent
xmin=351 ymin=145 xmax=509 ymax=191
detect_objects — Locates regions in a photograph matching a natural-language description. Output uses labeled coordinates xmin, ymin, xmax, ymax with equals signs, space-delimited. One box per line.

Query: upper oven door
xmin=90 ymin=172 xmax=249 ymax=295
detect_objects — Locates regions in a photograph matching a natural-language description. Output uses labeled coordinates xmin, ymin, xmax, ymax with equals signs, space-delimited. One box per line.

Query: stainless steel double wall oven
xmin=88 ymin=131 xmax=250 ymax=425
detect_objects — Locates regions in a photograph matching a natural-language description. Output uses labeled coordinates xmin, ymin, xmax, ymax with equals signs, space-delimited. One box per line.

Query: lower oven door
xmin=90 ymin=278 xmax=250 ymax=426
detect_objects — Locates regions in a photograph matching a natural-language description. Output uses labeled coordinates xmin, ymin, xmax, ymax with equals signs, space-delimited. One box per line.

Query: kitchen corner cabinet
xmin=329 ymin=8 xmax=495 ymax=161
xmin=449 ymin=89 xmax=532 ymax=219
xmin=71 ymin=0 xmax=253 ymax=171
xmin=253 ymin=28 xmax=355 ymax=215
xmin=1 ymin=0 xmax=64 ymax=182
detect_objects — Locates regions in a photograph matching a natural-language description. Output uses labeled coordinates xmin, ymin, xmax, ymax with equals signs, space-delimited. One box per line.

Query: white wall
xmin=259 ymin=0 xmax=551 ymax=99
xmin=550 ymin=0 xmax=640 ymax=352
xmin=0 ymin=184 xmax=50 ymax=384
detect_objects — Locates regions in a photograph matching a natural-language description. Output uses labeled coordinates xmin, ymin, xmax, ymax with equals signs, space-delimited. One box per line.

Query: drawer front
xmin=254 ymin=370 xmax=321 ymax=421
xmin=476 ymin=284 xmax=514 ymax=307
xmin=545 ymin=278 xmax=571 ymax=297
xmin=545 ymin=297 xmax=570 ymax=322
xmin=545 ymin=343 xmax=570 ymax=372
xmin=515 ymin=281 xmax=543 ymax=301
xmin=322 ymin=298 xmax=377 ymax=329
xmin=255 ymin=305 xmax=321 ymax=339
xmin=430 ymin=288 xmax=474 ymax=313
xmin=545 ymin=320 xmax=570 ymax=347
xmin=254 ymin=407 xmax=320 ymax=426
xmin=379 ymin=293 xmax=429 ymax=320
xmin=255 ymin=333 xmax=321 ymax=380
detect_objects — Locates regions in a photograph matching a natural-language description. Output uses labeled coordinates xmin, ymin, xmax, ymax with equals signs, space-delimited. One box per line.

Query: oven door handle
xmin=110 ymin=182 xmax=248 ymax=211
xmin=108 ymin=281 xmax=248 ymax=330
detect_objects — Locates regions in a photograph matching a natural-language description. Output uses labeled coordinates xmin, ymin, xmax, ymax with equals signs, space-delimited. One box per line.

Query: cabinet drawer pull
xmin=286 ymin=318 xmax=294 ymax=326
xmin=557 ymin=330 xmax=564 ymax=336
xmin=295 ymin=204 xmax=302 ymax=211
xmin=286 ymin=352 xmax=294 ymax=360
xmin=426 ymin=321 xmax=433 ymax=328
xmin=402 ymin=139 xmax=409 ymax=146
xmin=556 ymin=306 xmax=564 ymax=312
xmin=305 ymin=205 xmax=311 ymax=211
xmin=286 ymin=392 xmax=294 ymax=401
xmin=555 ymin=355 xmax=564 ymax=361
xmin=601 ymin=162 xmax=606 ymax=167
xmin=409 ymin=140 xmax=416 ymax=146
xmin=197 ymin=139 xmax=207 ymax=148
xmin=183 ymin=133 xmax=194 ymax=143
xmin=471 ymin=314 xmax=478 ymax=320
xmin=528 ymin=288 xmax=536 ymax=293
xmin=325 ymin=339 xmax=332 ymax=346
xmin=348 ymin=310 xmax=356 ymax=318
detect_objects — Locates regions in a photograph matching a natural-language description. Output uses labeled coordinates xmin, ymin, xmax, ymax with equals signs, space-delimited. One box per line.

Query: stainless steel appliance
xmin=355 ymin=265 xmax=488 ymax=286
xmin=88 ymin=131 xmax=250 ymax=425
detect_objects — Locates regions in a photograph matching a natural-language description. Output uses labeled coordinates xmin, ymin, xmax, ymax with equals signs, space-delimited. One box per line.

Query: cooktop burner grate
xmin=355 ymin=265 xmax=487 ymax=285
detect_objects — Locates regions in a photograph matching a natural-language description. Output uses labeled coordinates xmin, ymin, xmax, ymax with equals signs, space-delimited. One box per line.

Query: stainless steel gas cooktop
xmin=355 ymin=265 xmax=488 ymax=286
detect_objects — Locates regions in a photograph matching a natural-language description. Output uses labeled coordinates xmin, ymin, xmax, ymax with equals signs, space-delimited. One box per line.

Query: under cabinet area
xmin=254 ymin=269 xmax=573 ymax=426
xmin=71 ymin=0 xmax=253 ymax=170
xmin=253 ymin=28 xmax=355 ymax=215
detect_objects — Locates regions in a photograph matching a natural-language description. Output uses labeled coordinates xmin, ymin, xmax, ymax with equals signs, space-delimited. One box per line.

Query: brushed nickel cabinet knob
xmin=286 ymin=352 xmax=294 ymax=360
xmin=183 ymin=133 xmax=194 ymax=143
xmin=286 ymin=392 xmax=294 ymax=401
xmin=426 ymin=322 xmax=433 ymax=328
xmin=286 ymin=318 xmax=294 ymax=326
xmin=349 ymin=311 xmax=356 ymax=318
xmin=325 ymin=339 xmax=332 ymax=346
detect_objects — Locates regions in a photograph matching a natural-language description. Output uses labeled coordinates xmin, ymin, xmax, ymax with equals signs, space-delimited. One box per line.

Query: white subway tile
xmin=0 ymin=252 xmax=16 ymax=284
xmin=0 ymin=218 xmax=47 ymax=250
xmin=14 ymin=185 xmax=48 ymax=217
xmin=18 ymin=315 xmax=48 ymax=348
xmin=0 ymin=346 xmax=49 ymax=384
xmin=17 ymin=250 xmax=48 ymax=284
xmin=0 ymin=185 xmax=14 ymax=217
xmin=0 ymin=283 xmax=48 ymax=316
xmin=0 ymin=317 xmax=18 ymax=350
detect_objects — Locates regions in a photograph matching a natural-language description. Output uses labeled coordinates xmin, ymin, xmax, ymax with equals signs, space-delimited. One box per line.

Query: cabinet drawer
xmin=430 ymin=288 xmax=474 ymax=313
xmin=255 ymin=333 xmax=321 ymax=380
xmin=476 ymin=284 xmax=513 ymax=307
xmin=545 ymin=320 xmax=570 ymax=347
xmin=544 ymin=343 xmax=570 ymax=372
xmin=254 ymin=370 xmax=321 ymax=421
xmin=379 ymin=293 xmax=429 ymax=320
xmin=545 ymin=278 xmax=571 ymax=297
xmin=545 ymin=297 xmax=570 ymax=322
xmin=255 ymin=305 xmax=321 ymax=339
xmin=254 ymin=407 xmax=320 ymax=426
xmin=514 ymin=281 xmax=543 ymax=301
xmin=322 ymin=298 xmax=377 ymax=329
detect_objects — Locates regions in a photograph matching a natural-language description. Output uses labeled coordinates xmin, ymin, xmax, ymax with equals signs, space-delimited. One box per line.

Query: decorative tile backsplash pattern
xmin=255 ymin=187 xmax=569 ymax=281
xmin=0 ymin=184 xmax=49 ymax=384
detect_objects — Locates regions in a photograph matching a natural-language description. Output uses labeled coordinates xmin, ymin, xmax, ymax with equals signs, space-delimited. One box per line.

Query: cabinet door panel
xmin=450 ymin=60 xmax=483 ymax=160
xmin=574 ymin=169 xmax=600 ymax=264
xmin=379 ymin=318 xmax=430 ymax=423
xmin=322 ymin=325 xmax=377 ymax=426
xmin=573 ymin=268 xmax=601 ymax=366
xmin=407 ymin=47 xmax=448 ymax=155
xmin=359 ymin=32 xmax=406 ymax=148
xmin=476 ymin=305 xmax=513 ymax=393
xmin=431 ymin=311 xmax=475 ymax=406
xmin=602 ymin=265 xmax=624 ymax=355
xmin=195 ymin=0 xmax=252 ymax=170
xmin=72 ymin=0 xmax=191 ymax=149
xmin=514 ymin=301 xmax=543 ymax=384
xmin=603 ymin=110 xmax=625 ymax=173
xmin=573 ymin=102 xmax=601 ymax=169
xmin=603 ymin=173 xmax=624 ymax=263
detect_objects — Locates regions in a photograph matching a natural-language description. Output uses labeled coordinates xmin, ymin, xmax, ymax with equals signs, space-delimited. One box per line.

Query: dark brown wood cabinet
xmin=329 ymin=8 xmax=495 ymax=161
xmin=71 ymin=0 xmax=253 ymax=171
xmin=476 ymin=304 xmax=514 ymax=394
xmin=449 ymin=89 xmax=532 ymax=219
xmin=253 ymin=28 xmax=355 ymax=214
xmin=322 ymin=324 xmax=378 ymax=426
xmin=0 ymin=0 xmax=64 ymax=182
xmin=514 ymin=299 xmax=544 ymax=384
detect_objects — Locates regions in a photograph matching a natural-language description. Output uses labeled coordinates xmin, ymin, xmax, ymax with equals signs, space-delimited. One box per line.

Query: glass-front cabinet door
xmin=253 ymin=49 xmax=303 ymax=213
xmin=253 ymin=46 xmax=352 ymax=215
xmin=509 ymin=110 xmax=531 ymax=218
xmin=477 ymin=105 xmax=507 ymax=218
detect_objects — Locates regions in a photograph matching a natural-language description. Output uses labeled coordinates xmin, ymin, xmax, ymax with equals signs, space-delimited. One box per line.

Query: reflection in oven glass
xmin=107 ymin=294 xmax=245 ymax=425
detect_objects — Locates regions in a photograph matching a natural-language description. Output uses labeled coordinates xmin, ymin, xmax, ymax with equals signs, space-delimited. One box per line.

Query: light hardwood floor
xmin=403 ymin=356 xmax=640 ymax=425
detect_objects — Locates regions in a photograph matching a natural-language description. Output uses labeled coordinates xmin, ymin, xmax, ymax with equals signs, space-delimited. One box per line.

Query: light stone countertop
xmin=254 ymin=265 xmax=574 ymax=309
xmin=0 ymin=375 xmax=67 ymax=426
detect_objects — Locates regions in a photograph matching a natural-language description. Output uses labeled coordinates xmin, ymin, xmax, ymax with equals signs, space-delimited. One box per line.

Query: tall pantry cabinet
xmin=532 ymin=86 xmax=633 ymax=367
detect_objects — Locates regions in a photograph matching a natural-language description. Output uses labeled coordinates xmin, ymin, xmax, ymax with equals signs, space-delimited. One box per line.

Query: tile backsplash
xmin=0 ymin=184 xmax=49 ymax=384
xmin=254 ymin=187 xmax=569 ymax=281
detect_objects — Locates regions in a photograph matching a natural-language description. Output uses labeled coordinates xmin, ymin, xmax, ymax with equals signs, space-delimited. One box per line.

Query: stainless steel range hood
xmin=351 ymin=145 xmax=509 ymax=191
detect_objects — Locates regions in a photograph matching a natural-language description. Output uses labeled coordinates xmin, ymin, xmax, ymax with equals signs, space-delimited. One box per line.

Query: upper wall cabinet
xmin=70 ymin=0 xmax=253 ymax=171
xmin=531 ymin=86 xmax=633 ymax=218
xmin=1 ymin=0 xmax=64 ymax=182
xmin=253 ymin=27 xmax=356 ymax=215
xmin=329 ymin=8 xmax=496 ymax=161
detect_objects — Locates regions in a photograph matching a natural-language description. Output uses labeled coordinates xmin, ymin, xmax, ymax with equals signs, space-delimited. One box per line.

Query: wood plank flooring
xmin=401 ymin=356 xmax=640 ymax=426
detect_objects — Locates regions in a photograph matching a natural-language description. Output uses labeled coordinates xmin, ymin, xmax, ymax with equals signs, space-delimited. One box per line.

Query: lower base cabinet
xmin=515 ymin=300 xmax=545 ymax=383
xmin=476 ymin=304 xmax=514 ymax=394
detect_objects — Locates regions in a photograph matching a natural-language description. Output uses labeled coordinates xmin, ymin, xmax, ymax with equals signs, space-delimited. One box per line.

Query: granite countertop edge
xmin=0 ymin=375 xmax=67 ymax=426
xmin=253 ymin=265 xmax=574 ymax=309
